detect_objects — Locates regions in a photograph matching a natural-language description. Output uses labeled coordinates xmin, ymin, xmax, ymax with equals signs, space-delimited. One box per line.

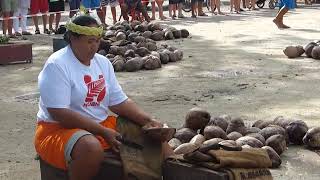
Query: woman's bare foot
xmin=273 ymin=19 xmax=290 ymax=29
xmin=211 ymin=10 xmax=217 ymax=15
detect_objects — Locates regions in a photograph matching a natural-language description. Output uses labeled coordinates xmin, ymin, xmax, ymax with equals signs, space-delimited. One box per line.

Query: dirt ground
xmin=1 ymin=4 xmax=320 ymax=180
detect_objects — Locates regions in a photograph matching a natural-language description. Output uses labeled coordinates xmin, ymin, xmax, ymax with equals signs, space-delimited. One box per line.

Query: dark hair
xmin=64 ymin=15 xmax=99 ymax=43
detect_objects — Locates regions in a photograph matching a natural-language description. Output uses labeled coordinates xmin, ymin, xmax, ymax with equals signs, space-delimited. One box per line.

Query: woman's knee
xmin=71 ymin=135 xmax=104 ymax=161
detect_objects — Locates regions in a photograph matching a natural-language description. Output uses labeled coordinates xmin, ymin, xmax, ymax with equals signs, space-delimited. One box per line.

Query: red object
xmin=0 ymin=41 xmax=33 ymax=64
xmin=30 ymin=0 xmax=49 ymax=14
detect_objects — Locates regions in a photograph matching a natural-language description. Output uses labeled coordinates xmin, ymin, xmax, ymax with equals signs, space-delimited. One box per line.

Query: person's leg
xmin=100 ymin=0 xmax=107 ymax=26
xmin=273 ymin=6 xmax=289 ymax=28
xmin=198 ymin=0 xmax=207 ymax=16
xmin=21 ymin=7 xmax=31 ymax=35
xmin=177 ymin=2 xmax=184 ymax=17
xmin=13 ymin=6 xmax=21 ymax=34
xmin=235 ymin=0 xmax=240 ymax=13
xmin=155 ymin=0 xmax=166 ymax=20
xmin=120 ymin=3 xmax=129 ymax=21
xmin=49 ymin=14 xmax=55 ymax=31
xmin=110 ymin=0 xmax=118 ymax=24
xmin=191 ymin=0 xmax=197 ymax=17
xmin=138 ymin=0 xmax=150 ymax=22
xmin=215 ymin=0 xmax=224 ymax=14
xmin=55 ymin=13 xmax=61 ymax=30
xmin=39 ymin=0 xmax=49 ymax=33
xmin=69 ymin=135 xmax=104 ymax=180
xmin=151 ymin=1 xmax=156 ymax=20
xmin=168 ymin=0 xmax=173 ymax=17
xmin=69 ymin=0 xmax=77 ymax=18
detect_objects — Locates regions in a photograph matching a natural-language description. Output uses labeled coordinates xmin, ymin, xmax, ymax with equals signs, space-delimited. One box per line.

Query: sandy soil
xmin=1 ymin=4 xmax=320 ymax=180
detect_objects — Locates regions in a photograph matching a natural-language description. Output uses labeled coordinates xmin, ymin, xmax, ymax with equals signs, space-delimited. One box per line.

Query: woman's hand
xmin=144 ymin=119 xmax=163 ymax=128
xmin=102 ymin=128 xmax=122 ymax=152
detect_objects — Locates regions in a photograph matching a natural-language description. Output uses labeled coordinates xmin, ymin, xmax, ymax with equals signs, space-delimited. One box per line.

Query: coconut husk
xmin=303 ymin=127 xmax=320 ymax=148
xmin=311 ymin=46 xmax=320 ymax=60
xmin=124 ymin=57 xmax=144 ymax=72
xmin=265 ymin=134 xmax=287 ymax=155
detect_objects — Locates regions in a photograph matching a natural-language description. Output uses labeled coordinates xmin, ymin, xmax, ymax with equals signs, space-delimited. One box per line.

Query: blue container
xmin=52 ymin=37 xmax=68 ymax=52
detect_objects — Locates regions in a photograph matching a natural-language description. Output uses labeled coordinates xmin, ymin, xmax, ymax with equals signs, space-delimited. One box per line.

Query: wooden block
xmin=163 ymin=160 xmax=229 ymax=180
xmin=0 ymin=41 xmax=33 ymax=65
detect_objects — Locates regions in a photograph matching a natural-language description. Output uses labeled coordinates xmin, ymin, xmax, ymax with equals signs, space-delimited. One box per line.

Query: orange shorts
xmin=34 ymin=116 xmax=117 ymax=170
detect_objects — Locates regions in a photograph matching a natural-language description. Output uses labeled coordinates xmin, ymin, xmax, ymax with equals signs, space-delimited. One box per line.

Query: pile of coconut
xmin=283 ymin=41 xmax=320 ymax=59
xmin=97 ymin=20 xmax=189 ymax=72
xmin=169 ymin=107 xmax=320 ymax=168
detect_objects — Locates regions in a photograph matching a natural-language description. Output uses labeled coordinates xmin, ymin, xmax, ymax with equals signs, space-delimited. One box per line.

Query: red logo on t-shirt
xmin=83 ymin=74 xmax=106 ymax=107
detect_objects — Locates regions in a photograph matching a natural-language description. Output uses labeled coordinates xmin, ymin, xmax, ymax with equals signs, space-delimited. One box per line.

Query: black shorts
xmin=48 ymin=0 xmax=65 ymax=12
xmin=169 ymin=0 xmax=184 ymax=4
xmin=191 ymin=0 xmax=204 ymax=4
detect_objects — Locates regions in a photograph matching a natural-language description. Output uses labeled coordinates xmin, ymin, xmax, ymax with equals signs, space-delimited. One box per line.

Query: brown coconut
xmin=112 ymin=58 xmax=125 ymax=72
xmin=98 ymin=50 xmax=107 ymax=56
xmin=106 ymin=54 xmax=115 ymax=59
xmin=226 ymin=117 xmax=247 ymax=135
xmin=273 ymin=116 xmax=293 ymax=129
xmin=203 ymin=126 xmax=228 ymax=140
xmin=236 ymin=136 xmax=264 ymax=148
xmin=246 ymin=133 xmax=266 ymax=145
xmin=227 ymin=132 xmax=243 ymax=141
xmin=304 ymin=42 xmax=318 ymax=58
xmin=259 ymin=125 xmax=286 ymax=140
xmin=116 ymin=32 xmax=126 ymax=41
xmin=134 ymin=36 xmax=146 ymax=43
xmin=168 ymin=138 xmax=182 ymax=150
xmin=311 ymin=46 xmax=320 ymax=60
xmin=180 ymin=29 xmax=190 ymax=38
xmin=174 ymin=128 xmax=197 ymax=143
xmin=150 ymin=31 xmax=164 ymax=41
xmin=208 ymin=115 xmax=230 ymax=132
xmin=266 ymin=134 xmax=287 ymax=155
xmin=124 ymin=57 xmax=144 ymax=72
xmin=165 ymin=31 xmax=174 ymax=40
xmin=174 ymin=49 xmax=183 ymax=61
xmin=189 ymin=134 xmax=206 ymax=146
xmin=124 ymin=49 xmax=136 ymax=58
xmin=146 ymin=42 xmax=157 ymax=51
xmin=283 ymin=46 xmax=301 ymax=58
xmin=135 ymin=47 xmax=150 ymax=57
xmin=147 ymin=22 xmax=162 ymax=31
xmin=134 ymin=24 xmax=148 ymax=32
xmin=142 ymin=31 xmax=152 ymax=38
xmin=174 ymin=143 xmax=198 ymax=154
xmin=184 ymin=107 xmax=211 ymax=131
xmin=246 ymin=127 xmax=261 ymax=134
xmin=143 ymin=55 xmax=162 ymax=70
xmin=262 ymin=146 xmax=282 ymax=168
xmin=286 ymin=120 xmax=308 ymax=145
xmin=183 ymin=150 xmax=214 ymax=162
xmin=219 ymin=140 xmax=242 ymax=151
xmin=199 ymin=138 xmax=224 ymax=152
xmin=108 ymin=46 xmax=118 ymax=55
xmin=159 ymin=51 xmax=170 ymax=64
xmin=116 ymin=47 xmax=126 ymax=56
xmin=167 ymin=50 xmax=178 ymax=62
xmin=172 ymin=30 xmax=182 ymax=39
xmin=253 ymin=120 xmax=274 ymax=129
xmin=303 ymin=127 xmax=320 ymax=148
xmin=128 ymin=33 xmax=139 ymax=42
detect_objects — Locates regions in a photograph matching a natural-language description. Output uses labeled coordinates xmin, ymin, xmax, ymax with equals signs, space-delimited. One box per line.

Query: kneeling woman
xmin=35 ymin=15 xmax=169 ymax=180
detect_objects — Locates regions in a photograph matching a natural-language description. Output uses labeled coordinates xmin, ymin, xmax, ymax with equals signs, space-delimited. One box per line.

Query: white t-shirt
xmin=37 ymin=45 xmax=128 ymax=123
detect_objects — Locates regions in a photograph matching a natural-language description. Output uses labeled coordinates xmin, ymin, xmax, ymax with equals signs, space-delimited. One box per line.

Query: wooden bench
xmin=39 ymin=152 xmax=228 ymax=180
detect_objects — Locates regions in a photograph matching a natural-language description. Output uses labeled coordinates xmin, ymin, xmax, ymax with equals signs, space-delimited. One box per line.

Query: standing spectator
xmin=230 ymin=0 xmax=240 ymax=13
xmin=2 ymin=0 xmax=18 ymax=37
xmin=210 ymin=0 xmax=224 ymax=15
xmin=273 ymin=0 xmax=295 ymax=28
xmin=13 ymin=0 xmax=32 ymax=36
xmin=82 ymin=0 xmax=103 ymax=24
xmin=191 ymin=0 xmax=206 ymax=18
xmin=169 ymin=0 xmax=184 ymax=19
xmin=155 ymin=0 xmax=166 ymax=20
xmin=68 ymin=0 xmax=81 ymax=18
xmin=48 ymin=0 xmax=65 ymax=34
xmin=100 ymin=0 xmax=118 ymax=25
xmin=31 ymin=0 xmax=50 ymax=34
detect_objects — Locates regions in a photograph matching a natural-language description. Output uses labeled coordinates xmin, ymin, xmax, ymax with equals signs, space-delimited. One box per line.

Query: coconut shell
xmin=98 ymin=50 xmax=107 ymax=56
xmin=199 ymin=141 xmax=221 ymax=153
xmin=227 ymin=132 xmax=243 ymax=141
xmin=134 ymin=36 xmax=146 ymax=43
xmin=241 ymin=144 xmax=252 ymax=149
xmin=165 ymin=31 xmax=174 ymax=40
xmin=286 ymin=120 xmax=308 ymax=145
xmin=184 ymin=107 xmax=211 ymax=131
xmin=283 ymin=46 xmax=301 ymax=58
xmin=116 ymin=32 xmax=126 ymax=41
xmin=134 ymin=24 xmax=148 ymax=32
xmin=128 ymin=33 xmax=139 ymax=42
xmin=168 ymin=51 xmax=178 ymax=62
xmin=262 ymin=146 xmax=282 ymax=168
xmin=236 ymin=136 xmax=264 ymax=148
xmin=106 ymin=54 xmax=115 ymax=59
xmin=159 ymin=51 xmax=170 ymax=64
xmin=273 ymin=116 xmax=293 ymax=129
xmin=190 ymin=134 xmax=206 ymax=146
xmin=203 ymin=126 xmax=228 ymax=140
xmin=183 ymin=150 xmax=214 ymax=162
xmin=146 ymin=42 xmax=157 ymax=51
xmin=137 ymin=41 xmax=147 ymax=49
xmin=124 ymin=49 xmax=136 ymax=58
xmin=124 ymin=57 xmax=144 ymax=72
xmin=219 ymin=140 xmax=242 ymax=151
xmin=266 ymin=134 xmax=287 ymax=155
xmin=112 ymin=58 xmax=125 ymax=72
xmin=99 ymin=39 xmax=111 ymax=52
xmin=105 ymin=30 xmax=115 ymax=38
xmin=259 ymin=125 xmax=286 ymax=140
xmin=303 ymin=127 xmax=320 ymax=148
xmin=126 ymin=44 xmax=137 ymax=51
xmin=296 ymin=45 xmax=305 ymax=56
xmin=226 ymin=117 xmax=247 ymax=135
xmin=117 ymin=46 xmax=126 ymax=56
xmin=150 ymin=31 xmax=164 ymax=41
xmin=130 ymin=20 xmax=141 ymax=28
xmin=311 ymin=46 xmax=320 ymax=60
xmin=144 ymin=55 xmax=162 ymax=70
xmin=148 ymin=22 xmax=162 ymax=31
xmin=304 ymin=42 xmax=318 ymax=58
xmin=254 ymin=120 xmax=274 ymax=129
xmin=174 ymin=128 xmax=197 ymax=143
xmin=246 ymin=127 xmax=261 ymax=134
xmin=108 ymin=46 xmax=118 ymax=55
xmin=246 ymin=133 xmax=266 ymax=145
xmin=142 ymin=31 xmax=152 ymax=38
xmin=174 ymin=49 xmax=183 ymax=61
xmin=115 ymin=25 xmax=125 ymax=31
xmin=168 ymin=46 xmax=177 ymax=52
xmin=135 ymin=47 xmax=150 ymax=57
xmin=174 ymin=143 xmax=198 ymax=154
xmin=207 ymin=115 xmax=231 ymax=131
xmin=181 ymin=29 xmax=190 ymax=38
xmin=151 ymin=51 xmax=160 ymax=59
xmin=172 ymin=30 xmax=181 ymax=39
xmin=168 ymin=138 xmax=182 ymax=150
